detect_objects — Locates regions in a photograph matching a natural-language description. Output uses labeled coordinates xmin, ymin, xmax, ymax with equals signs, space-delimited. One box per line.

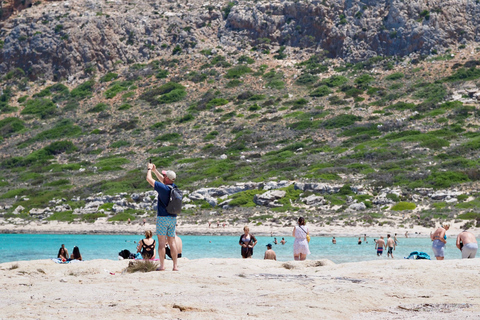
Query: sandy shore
xmin=1 ymin=257 xmax=479 ymax=319
xmin=0 ymin=218 xmax=476 ymax=239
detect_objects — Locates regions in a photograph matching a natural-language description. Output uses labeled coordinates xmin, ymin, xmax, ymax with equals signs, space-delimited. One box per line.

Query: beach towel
xmin=405 ymin=251 xmax=431 ymax=260
xmin=52 ymin=258 xmax=83 ymax=264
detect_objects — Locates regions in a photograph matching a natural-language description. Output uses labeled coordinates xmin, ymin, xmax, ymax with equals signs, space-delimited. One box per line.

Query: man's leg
xmin=156 ymin=216 xmax=167 ymax=270
xmin=167 ymin=236 xmax=178 ymax=271
xmin=157 ymin=235 xmax=166 ymax=270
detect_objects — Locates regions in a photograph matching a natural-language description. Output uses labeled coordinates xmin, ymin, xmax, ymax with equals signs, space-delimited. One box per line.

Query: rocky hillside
xmin=1 ymin=0 xmax=480 ymax=229
xmin=1 ymin=0 xmax=480 ymax=79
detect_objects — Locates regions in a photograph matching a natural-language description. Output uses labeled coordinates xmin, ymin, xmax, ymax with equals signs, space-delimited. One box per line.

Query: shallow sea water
xmin=0 ymin=234 xmax=461 ymax=264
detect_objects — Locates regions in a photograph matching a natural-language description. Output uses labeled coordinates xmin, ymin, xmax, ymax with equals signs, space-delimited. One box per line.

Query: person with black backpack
xmin=146 ymin=162 xmax=182 ymax=271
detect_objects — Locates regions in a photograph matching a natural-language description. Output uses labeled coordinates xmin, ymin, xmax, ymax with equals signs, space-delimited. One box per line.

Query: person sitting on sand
xmin=57 ymin=244 xmax=68 ymax=261
xmin=137 ymin=230 xmax=156 ymax=260
xmin=239 ymin=226 xmax=257 ymax=259
xmin=280 ymin=238 xmax=286 ymax=245
xmin=431 ymin=224 xmax=449 ymax=260
xmin=70 ymin=246 xmax=82 ymax=261
xmin=456 ymin=230 xmax=478 ymax=259
xmin=376 ymin=237 xmax=385 ymax=256
xmin=166 ymin=235 xmax=182 ymax=259
xmin=264 ymin=244 xmax=276 ymax=260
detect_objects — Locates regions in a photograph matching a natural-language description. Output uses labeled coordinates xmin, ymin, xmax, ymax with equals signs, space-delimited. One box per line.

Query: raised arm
xmin=146 ymin=163 xmax=155 ymax=187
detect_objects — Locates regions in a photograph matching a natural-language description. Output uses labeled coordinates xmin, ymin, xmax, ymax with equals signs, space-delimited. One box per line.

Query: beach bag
xmin=405 ymin=251 xmax=431 ymax=260
xmin=160 ymin=185 xmax=183 ymax=215
xmin=299 ymin=226 xmax=310 ymax=243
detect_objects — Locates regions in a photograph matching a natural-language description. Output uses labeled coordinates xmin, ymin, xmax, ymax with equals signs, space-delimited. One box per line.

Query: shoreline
xmin=0 ymin=219 xmax=476 ymax=238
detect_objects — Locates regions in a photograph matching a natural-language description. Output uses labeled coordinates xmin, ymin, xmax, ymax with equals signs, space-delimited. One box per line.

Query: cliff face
xmin=224 ymin=0 xmax=480 ymax=60
xmin=0 ymin=0 xmax=479 ymax=80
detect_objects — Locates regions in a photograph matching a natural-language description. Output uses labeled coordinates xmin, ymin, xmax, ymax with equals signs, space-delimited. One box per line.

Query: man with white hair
xmin=146 ymin=162 xmax=179 ymax=271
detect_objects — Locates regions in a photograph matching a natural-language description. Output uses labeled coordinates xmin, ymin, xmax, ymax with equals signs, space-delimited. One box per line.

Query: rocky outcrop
xmin=224 ymin=0 xmax=480 ymax=61
xmin=1 ymin=0 xmax=480 ymax=79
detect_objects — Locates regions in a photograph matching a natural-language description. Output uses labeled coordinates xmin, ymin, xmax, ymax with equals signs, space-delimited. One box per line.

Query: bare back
xmin=376 ymin=239 xmax=385 ymax=247
xmin=458 ymin=231 xmax=477 ymax=245
xmin=387 ymin=238 xmax=394 ymax=247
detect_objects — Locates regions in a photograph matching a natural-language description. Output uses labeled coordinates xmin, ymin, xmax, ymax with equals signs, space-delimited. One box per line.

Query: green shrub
xmin=457 ymin=211 xmax=480 ymax=220
xmin=155 ymin=132 xmax=181 ymax=142
xmin=110 ymin=140 xmax=131 ymax=148
xmin=238 ymin=55 xmax=254 ymax=64
xmin=413 ymin=83 xmax=447 ymax=103
xmin=296 ymin=73 xmax=318 ymax=86
xmin=310 ymin=85 xmax=332 ymax=97
xmin=225 ymin=65 xmax=252 ymax=79
xmin=228 ymin=189 xmax=262 ymax=207
xmin=320 ymin=75 xmax=348 ymax=87
xmin=70 ymin=80 xmax=95 ymax=99
xmin=443 ymin=67 xmax=480 ymax=82
xmin=322 ymin=114 xmax=362 ymax=129
xmin=87 ymin=103 xmax=108 ymax=113
xmin=207 ymin=98 xmax=229 ymax=109
xmin=96 ymin=157 xmax=130 ymax=171
xmin=354 ymin=74 xmax=375 ymax=89
xmin=226 ymin=79 xmax=243 ymax=88
xmin=47 ymin=211 xmax=75 ymax=222
xmin=118 ymin=103 xmax=132 ymax=110
xmin=23 ymin=119 xmax=82 ymax=145
xmin=104 ymin=81 xmax=134 ymax=99
xmin=140 ymin=82 xmax=187 ymax=105
xmin=44 ymin=140 xmax=77 ymax=154
xmin=44 ymin=179 xmax=70 ymax=187
xmin=0 ymin=188 xmax=28 ymax=199
xmin=100 ymin=72 xmax=118 ymax=82
xmin=108 ymin=212 xmax=136 ymax=221
xmin=21 ymin=98 xmax=57 ymax=119
xmin=391 ymin=202 xmax=416 ymax=211
xmin=0 ymin=117 xmax=25 ymax=138
xmin=385 ymin=72 xmax=404 ymax=81
xmin=83 ymin=213 xmax=107 ymax=222
xmin=156 ymin=69 xmax=169 ymax=79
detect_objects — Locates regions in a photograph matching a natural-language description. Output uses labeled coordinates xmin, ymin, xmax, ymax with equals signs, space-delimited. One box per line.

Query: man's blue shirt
xmin=154 ymin=181 xmax=177 ymax=217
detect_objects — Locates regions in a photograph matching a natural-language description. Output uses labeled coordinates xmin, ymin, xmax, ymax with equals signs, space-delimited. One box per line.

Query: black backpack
xmin=159 ymin=184 xmax=183 ymax=216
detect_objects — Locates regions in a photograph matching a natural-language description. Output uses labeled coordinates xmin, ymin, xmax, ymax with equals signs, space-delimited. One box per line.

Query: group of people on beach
xmin=57 ymin=244 xmax=82 ymax=262
xmin=430 ymin=224 xmax=477 ymax=260
xmin=240 ymin=217 xmax=311 ymax=261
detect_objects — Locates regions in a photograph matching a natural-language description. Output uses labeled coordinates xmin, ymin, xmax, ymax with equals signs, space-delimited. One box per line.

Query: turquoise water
xmin=0 ymin=234 xmax=463 ymax=264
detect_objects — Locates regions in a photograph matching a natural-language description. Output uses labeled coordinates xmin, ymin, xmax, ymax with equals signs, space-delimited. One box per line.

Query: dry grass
xmin=124 ymin=260 xmax=159 ymax=273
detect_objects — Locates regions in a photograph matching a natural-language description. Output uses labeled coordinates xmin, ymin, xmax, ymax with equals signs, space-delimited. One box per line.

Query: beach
xmin=0 ymin=218 xmax=472 ymax=237
xmin=1 ymin=220 xmax=479 ymax=319
xmin=1 ymin=257 xmax=479 ymax=319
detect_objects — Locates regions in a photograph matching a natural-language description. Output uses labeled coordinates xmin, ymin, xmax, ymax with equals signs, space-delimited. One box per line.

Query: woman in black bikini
xmin=137 ymin=230 xmax=156 ymax=260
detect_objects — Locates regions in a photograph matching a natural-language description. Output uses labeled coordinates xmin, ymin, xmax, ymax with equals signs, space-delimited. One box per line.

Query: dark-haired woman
xmin=293 ymin=217 xmax=310 ymax=261
xmin=70 ymin=246 xmax=83 ymax=261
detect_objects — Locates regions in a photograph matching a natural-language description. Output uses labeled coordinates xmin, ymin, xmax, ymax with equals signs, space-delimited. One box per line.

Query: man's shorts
xmin=377 ymin=247 xmax=383 ymax=254
xmin=388 ymin=247 xmax=393 ymax=254
xmin=156 ymin=215 xmax=177 ymax=237
xmin=462 ymin=242 xmax=478 ymax=259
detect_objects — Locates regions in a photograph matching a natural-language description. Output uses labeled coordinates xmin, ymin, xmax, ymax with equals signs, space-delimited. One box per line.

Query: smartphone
xmin=149 ymin=159 xmax=152 ymax=164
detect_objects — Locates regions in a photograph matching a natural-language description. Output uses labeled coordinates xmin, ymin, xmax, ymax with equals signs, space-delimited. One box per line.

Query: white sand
xmin=1 ymin=257 xmax=479 ymax=319
xmin=0 ymin=218 xmax=475 ymax=238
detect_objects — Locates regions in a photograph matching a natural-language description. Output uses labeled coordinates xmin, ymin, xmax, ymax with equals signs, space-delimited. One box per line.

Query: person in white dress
xmin=293 ymin=217 xmax=310 ymax=260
